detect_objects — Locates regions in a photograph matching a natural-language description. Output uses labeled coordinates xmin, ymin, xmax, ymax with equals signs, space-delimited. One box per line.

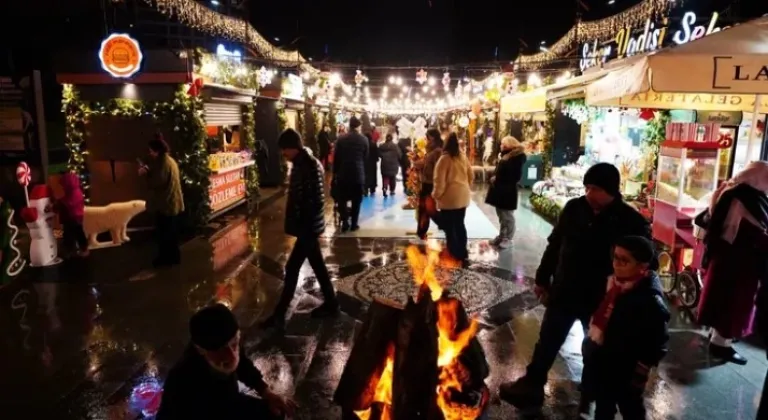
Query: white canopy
xmin=586 ymin=16 xmax=768 ymax=109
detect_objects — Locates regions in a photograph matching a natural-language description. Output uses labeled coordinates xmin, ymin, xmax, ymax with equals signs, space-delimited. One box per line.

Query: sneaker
xmin=709 ymin=343 xmax=748 ymax=365
xmin=499 ymin=377 xmax=545 ymax=409
xmin=311 ymin=301 xmax=340 ymax=318
xmin=497 ymin=239 xmax=512 ymax=249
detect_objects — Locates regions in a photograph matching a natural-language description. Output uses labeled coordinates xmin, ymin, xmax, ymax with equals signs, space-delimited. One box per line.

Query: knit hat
xmin=189 ymin=304 xmax=239 ymax=351
xmin=349 ymin=116 xmax=361 ymax=129
xmin=583 ymin=163 xmax=621 ymax=197
xmin=278 ymin=128 xmax=303 ymax=150
xmin=614 ymin=235 xmax=655 ymax=265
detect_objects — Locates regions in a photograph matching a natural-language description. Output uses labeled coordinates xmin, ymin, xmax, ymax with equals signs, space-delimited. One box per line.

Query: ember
xmin=335 ymin=243 xmax=490 ymax=420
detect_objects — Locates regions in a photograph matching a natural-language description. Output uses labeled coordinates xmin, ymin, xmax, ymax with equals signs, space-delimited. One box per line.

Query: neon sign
xmin=580 ymin=11 xmax=723 ymax=71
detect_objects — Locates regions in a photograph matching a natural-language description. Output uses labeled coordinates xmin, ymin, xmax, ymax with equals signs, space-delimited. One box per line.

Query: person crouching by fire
xmin=156 ymin=304 xmax=296 ymax=419
xmin=580 ymin=236 xmax=669 ymax=420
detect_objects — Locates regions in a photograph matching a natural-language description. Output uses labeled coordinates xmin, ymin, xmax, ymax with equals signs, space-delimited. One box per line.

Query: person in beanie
xmin=500 ymin=162 xmax=651 ymax=412
xmin=580 ymin=236 xmax=669 ymax=419
xmin=262 ymin=129 xmax=339 ymax=329
xmin=157 ymin=304 xmax=296 ymax=419
xmin=333 ymin=116 xmax=369 ymax=232
xmin=485 ymin=136 xmax=526 ymax=249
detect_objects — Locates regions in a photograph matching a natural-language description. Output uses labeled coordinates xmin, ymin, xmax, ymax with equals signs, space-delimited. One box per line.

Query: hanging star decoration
xmin=258 ymin=66 xmax=274 ymax=86
xmin=442 ymin=72 xmax=451 ymax=90
xmin=354 ymin=70 xmax=368 ymax=87
xmin=416 ymin=69 xmax=428 ymax=85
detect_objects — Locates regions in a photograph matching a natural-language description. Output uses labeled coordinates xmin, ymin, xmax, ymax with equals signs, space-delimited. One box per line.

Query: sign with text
xmin=209 ymin=170 xmax=246 ymax=212
xmin=580 ymin=11 xmax=724 ymax=71
xmin=695 ymin=110 xmax=743 ymax=126
xmin=712 ymin=58 xmax=768 ymax=94
xmin=99 ymin=33 xmax=143 ymax=79
xmin=601 ymin=91 xmax=768 ymax=113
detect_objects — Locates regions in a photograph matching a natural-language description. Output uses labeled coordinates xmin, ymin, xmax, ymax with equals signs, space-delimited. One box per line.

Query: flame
xmin=356 ymin=245 xmax=482 ymax=420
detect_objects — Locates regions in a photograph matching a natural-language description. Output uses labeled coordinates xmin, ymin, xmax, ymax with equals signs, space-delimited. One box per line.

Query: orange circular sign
xmin=99 ymin=33 xmax=143 ymax=78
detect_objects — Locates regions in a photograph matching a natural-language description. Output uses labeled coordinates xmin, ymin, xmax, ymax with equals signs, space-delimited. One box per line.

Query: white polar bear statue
xmin=83 ymin=200 xmax=146 ymax=249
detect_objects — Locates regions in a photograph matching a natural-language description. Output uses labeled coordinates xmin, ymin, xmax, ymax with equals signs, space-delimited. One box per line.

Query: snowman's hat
xmin=29 ymin=185 xmax=51 ymax=201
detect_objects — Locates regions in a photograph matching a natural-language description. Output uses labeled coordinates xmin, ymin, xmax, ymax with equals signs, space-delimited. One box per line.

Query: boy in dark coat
xmin=261 ymin=129 xmax=339 ymax=329
xmin=485 ymin=136 xmax=526 ymax=249
xmin=581 ymin=235 xmax=669 ymax=420
xmin=378 ymin=134 xmax=402 ymax=197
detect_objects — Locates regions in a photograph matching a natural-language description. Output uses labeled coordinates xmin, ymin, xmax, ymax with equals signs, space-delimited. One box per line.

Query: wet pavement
xmin=0 ymin=186 xmax=765 ymax=419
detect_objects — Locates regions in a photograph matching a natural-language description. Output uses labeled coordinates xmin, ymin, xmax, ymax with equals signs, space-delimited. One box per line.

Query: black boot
xmin=499 ymin=376 xmax=545 ymax=410
xmin=709 ymin=343 xmax=748 ymax=365
xmin=311 ymin=301 xmax=340 ymax=318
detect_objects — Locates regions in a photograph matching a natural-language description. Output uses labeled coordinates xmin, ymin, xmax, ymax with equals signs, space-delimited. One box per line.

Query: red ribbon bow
xmin=187 ymin=78 xmax=204 ymax=97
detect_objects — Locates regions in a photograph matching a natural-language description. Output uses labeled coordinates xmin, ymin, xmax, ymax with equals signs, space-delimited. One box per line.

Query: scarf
xmin=587 ymin=274 xmax=643 ymax=345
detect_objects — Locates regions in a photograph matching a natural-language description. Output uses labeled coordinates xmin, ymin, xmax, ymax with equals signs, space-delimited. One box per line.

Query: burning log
xmin=335 ymin=245 xmax=491 ymax=420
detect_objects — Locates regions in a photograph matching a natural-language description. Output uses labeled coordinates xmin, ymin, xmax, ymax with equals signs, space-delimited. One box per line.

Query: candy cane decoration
xmin=4 ymin=207 xmax=25 ymax=278
xmin=16 ymin=162 xmax=30 ymax=206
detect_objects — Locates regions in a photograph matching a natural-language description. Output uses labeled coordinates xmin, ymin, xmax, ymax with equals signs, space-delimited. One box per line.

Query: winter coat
xmin=419 ymin=147 xmax=443 ymax=185
xmin=485 ymin=147 xmax=526 ymax=210
xmin=285 ymin=148 xmax=326 ymax=238
xmin=432 ymin=153 xmax=474 ymax=210
xmin=57 ymin=172 xmax=85 ymax=223
xmin=333 ymin=131 xmax=369 ymax=186
xmin=147 ymin=154 xmax=184 ymax=216
xmin=536 ymin=196 xmax=651 ymax=316
xmin=156 ymin=345 xmax=268 ymax=420
xmin=365 ymin=137 xmax=379 ymax=188
xmin=378 ymin=141 xmax=402 ymax=177
xmin=582 ymin=273 xmax=669 ymax=394
xmin=318 ymin=131 xmax=331 ymax=160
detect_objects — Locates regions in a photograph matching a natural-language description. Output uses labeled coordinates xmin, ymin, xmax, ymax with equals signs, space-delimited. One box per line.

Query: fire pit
xmin=334 ymin=244 xmax=491 ymax=420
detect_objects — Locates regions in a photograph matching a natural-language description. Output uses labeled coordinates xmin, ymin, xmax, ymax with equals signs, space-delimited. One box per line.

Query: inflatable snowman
xmin=19 ymin=185 xmax=59 ymax=267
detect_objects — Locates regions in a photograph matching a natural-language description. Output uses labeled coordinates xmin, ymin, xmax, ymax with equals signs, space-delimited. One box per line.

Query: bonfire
xmin=335 ymin=243 xmax=490 ymax=420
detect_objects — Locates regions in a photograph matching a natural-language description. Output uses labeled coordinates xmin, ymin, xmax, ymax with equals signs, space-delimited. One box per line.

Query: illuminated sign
xmin=580 ymin=11 xmax=724 ymax=71
xmin=216 ymin=44 xmax=242 ymax=62
xmin=98 ymin=33 xmax=143 ymax=78
xmin=281 ymin=73 xmax=304 ymax=100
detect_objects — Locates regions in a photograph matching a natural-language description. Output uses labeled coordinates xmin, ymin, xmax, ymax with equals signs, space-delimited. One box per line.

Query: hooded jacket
xmin=536 ymin=196 xmax=651 ymax=315
xmin=378 ymin=140 xmax=402 ymax=177
xmin=484 ymin=145 xmax=526 ymax=210
xmin=57 ymin=172 xmax=85 ymax=223
xmin=285 ymin=148 xmax=326 ymax=238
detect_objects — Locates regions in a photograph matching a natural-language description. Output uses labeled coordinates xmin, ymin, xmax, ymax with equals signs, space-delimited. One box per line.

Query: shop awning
xmin=545 ymin=67 xmax=616 ymax=101
xmin=585 ymin=16 xmax=768 ymax=112
xmin=500 ymin=87 xmax=549 ymax=114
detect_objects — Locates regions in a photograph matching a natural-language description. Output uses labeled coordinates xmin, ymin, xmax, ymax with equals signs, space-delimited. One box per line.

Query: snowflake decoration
xmin=258 ymin=66 xmax=274 ymax=86
xmin=442 ymin=72 xmax=451 ymax=90
xmin=416 ymin=69 xmax=428 ymax=84
xmin=354 ymin=70 xmax=368 ymax=87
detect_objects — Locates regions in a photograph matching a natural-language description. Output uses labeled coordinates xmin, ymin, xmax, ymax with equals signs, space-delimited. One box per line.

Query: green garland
xmin=242 ymin=102 xmax=260 ymax=211
xmin=276 ymin=101 xmax=288 ymax=180
xmin=642 ymin=110 xmax=670 ymax=175
xmin=328 ymin=104 xmax=338 ymax=141
xmin=62 ymin=84 xmax=211 ymax=225
xmin=529 ymin=193 xmax=562 ymax=224
xmin=194 ymin=49 xmax=260 ymax=91
xmin=542 ymin=101 xmax=556 ymax=178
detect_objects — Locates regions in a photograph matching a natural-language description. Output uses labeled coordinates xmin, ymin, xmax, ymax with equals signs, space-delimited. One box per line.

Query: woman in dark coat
xmin=697 ymin=161 xmax=768 ymax=365
xmin=485 ymin=136 xmax=526 ymax=249
xmin=364 ymin=133 xmax=379 ymax=196
xmin=378 ymin=134 xmax=402 ymax=197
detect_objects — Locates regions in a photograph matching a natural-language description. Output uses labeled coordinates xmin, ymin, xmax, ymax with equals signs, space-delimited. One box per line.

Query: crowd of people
xmin=149 ymin=117 xmax=768 ymax=420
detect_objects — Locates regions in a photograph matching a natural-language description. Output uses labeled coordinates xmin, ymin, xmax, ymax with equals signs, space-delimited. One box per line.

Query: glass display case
xmin=656 ymin=143 xmax=719 ymax=213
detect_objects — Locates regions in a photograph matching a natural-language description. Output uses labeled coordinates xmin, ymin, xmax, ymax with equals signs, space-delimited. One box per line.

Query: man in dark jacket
xmin=262 ymin=129 xmax=339 ymax=329
xmin=157 ymin=304 xmax=295 ymax=420
xmin=485 ymin=136 xmax=526 ymax=249
xmin=500 ymin=163 xmax=652 ymax=410
xmin=333 ymin=116 xmax=369 ymax=232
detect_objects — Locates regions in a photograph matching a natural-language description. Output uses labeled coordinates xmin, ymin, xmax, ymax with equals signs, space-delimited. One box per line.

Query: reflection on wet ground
xmin=0 ymin=188 xmax=764 ymax=419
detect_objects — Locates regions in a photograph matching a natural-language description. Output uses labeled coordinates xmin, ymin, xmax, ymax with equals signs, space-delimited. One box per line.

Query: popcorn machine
xmin=653 ymin=124 xmax=728 ymax=308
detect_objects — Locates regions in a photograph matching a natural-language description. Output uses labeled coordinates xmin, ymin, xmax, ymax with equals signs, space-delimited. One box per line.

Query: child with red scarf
xmin=580 ymin=235 xmax=669 ymax=420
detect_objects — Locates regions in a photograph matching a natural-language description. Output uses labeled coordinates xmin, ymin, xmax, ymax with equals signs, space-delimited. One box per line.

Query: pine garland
xmin=641 ymin=110 xmax=670 ymax=176
xmin=61 ymin=84 xmax=212 ymax=226
xmin=276 ymin=101 xmax=288 ymax=180
xmin=542 ymin=101 xmax=556 ymax=178
xmin=328 ymin=104 xmax=338 ymax=141
xmin=242 ymin=102 xmax=260 ymax=211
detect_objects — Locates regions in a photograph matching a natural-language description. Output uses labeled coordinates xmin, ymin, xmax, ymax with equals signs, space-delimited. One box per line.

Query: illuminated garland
xmin=196 ymin=50 xmax=260 ymax=91
xmin=61 ymin=84 xmax=212 ymax=225
xmin=516 ymin=0 xmax=669 ymax=70
xmin=542 ymin=102 xmax=556 ymax=178
xmin=242 ymin=102 xmax=260 ymax=211
xmin=641 ymin=110 xmax=670 ymax=175
xmin=328 ymin=104 xmax=338 ymax=141
xmin=276 ymin=102 xmax=288 ymax=180
xmin=144 ymin=0 xmax=318 ymax=75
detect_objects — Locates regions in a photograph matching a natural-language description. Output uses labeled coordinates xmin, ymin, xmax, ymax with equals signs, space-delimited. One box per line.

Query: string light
xmin=515 ymin=0 xmax=669 ymax=70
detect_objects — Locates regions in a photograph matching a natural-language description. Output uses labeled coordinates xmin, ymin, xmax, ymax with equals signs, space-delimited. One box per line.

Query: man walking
xmin=333 ymin=116 xmax=369 ymax=232
xmin=500 ymin=163 xmax=652 ymax=412
xmin=262 ymin=129 xmax=339 ymax=329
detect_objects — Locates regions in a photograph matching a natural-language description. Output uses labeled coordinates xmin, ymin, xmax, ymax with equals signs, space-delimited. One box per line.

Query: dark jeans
xmin=382 ymin=175 xmax=396 ymax=193
xmin=525 ymin=304 xmax=590 ymax=386
xmin=440 ymin=207 xmax=468 ymax=261
xmin=273 ymin=235 xmax=337 ymax=316
xmin=62 ymin=221 xmax=88 ymax=251
xmin=337 ymin=184 xmax=363 ymax=227
xmin=594 ymin=385 xmax=645 ymax=420
xmin=417 ymin=183 xmax=436 ymax=238
xmin=155 ymin=213 xmax=180 ymax=264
